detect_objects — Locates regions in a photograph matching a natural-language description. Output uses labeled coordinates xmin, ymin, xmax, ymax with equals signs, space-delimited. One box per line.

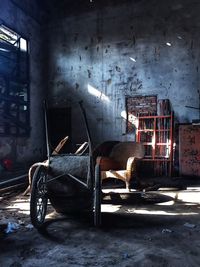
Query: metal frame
xmin=43 ymin=100 xmax=94 ymax=190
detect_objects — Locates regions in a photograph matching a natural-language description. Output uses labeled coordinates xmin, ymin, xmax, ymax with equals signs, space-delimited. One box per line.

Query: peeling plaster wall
xmin=0 ymin=0 xmax=45 ymax=163
xmin=47 ymin=0 xmax=200 ymax=146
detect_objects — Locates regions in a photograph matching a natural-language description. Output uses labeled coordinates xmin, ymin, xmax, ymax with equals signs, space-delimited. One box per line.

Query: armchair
xmin=96 ymin=142 xmax=145 ymax=189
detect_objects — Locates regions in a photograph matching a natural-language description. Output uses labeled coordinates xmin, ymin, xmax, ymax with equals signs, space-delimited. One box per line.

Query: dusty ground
xmin=1 ymin=188 xmax=200 ymax=267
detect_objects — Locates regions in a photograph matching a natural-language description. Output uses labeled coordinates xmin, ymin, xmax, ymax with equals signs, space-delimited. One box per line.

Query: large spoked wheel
xmin=94 ymin=164 xmax=102 ymax=227
xmin=30 ymin=165 xmax=48 ymax=229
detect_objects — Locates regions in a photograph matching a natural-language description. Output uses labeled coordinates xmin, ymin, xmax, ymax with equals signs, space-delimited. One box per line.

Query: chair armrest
xmin=126 ymin=156 xmax=141 ymax=171
xmin=96 ymin=156 xmax=121 ymax=171
xmin=126 ymin=156 xmax=141 ymax=179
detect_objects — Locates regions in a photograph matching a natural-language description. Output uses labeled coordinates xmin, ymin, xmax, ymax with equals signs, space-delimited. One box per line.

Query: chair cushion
xmin=109 ymin=142 xmax=145 ymax=168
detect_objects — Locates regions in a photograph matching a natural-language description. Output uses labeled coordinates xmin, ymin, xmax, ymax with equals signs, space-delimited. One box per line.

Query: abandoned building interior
xmin=1 ymin=0 xmax=200 ymax=266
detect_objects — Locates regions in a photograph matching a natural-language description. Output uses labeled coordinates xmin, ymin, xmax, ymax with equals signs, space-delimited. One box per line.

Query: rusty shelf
xmin=136 ymin=113 xmax=174 ymax=177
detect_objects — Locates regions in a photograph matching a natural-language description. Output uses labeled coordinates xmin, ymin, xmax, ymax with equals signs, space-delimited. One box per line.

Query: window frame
xmin=0 ymin=23 xmax=30 ymax=137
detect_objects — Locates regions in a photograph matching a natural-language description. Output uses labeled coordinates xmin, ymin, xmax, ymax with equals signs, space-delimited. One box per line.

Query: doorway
xmin=48 ymin=107 xmax=71 ymax=153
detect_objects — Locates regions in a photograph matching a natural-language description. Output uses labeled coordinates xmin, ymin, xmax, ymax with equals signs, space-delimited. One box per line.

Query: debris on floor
xmin=183 ymin=222 xmax=196 ymax=228
xmin=5 ymin=222 xmax=20 ymax=234
xmin=161 ymin=228 xmax=173 ymax=234
xmin=1 ymin=189 xmax=200 ymax=266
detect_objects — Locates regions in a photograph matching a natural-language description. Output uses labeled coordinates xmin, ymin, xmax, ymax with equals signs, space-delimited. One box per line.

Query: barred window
xmin=0 ymin=24 xmax=29 ymax=136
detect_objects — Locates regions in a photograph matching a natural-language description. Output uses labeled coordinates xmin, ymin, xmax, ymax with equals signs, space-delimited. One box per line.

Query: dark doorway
xmin=48 ymin=108 xmax=71 ymax=153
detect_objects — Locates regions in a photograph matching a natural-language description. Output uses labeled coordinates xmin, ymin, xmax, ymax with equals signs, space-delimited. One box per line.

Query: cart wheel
xmin=94 ymin=164 xmax=102 ymax=227
xmin=30 ymin=165 xmax=48 ymax=229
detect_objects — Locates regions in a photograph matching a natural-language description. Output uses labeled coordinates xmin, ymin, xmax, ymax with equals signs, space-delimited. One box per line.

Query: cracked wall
xmin=47 ymin=0 xmax=200 ymax=146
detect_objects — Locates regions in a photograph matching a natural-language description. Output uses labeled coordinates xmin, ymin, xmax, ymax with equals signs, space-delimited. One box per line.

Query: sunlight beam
xmin=121 ymin=110 xmax=139 ymax=128
xmin=88 ymin=84 xmax=110 ymax=102
xmin=127 ymin=209 xmax=198 ymax=216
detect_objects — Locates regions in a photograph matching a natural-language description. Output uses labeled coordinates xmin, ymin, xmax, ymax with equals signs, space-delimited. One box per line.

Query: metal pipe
xmin=44 ymin=100 xmax=51 ymax=160
xmin=185 ymin=105 xmax=200 ymax=110
xmin=79 ymin=101 xmax=94 ymax=190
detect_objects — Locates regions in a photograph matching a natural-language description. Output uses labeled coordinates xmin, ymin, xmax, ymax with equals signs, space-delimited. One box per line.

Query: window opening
xmin=0 ymin=24 xmax=29 ymax=136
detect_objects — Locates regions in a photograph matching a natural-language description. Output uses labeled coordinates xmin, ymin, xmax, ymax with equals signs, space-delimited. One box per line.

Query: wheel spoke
xmin=30 ymin=166 xmax=48 ymax=228
xmin=36 ymin=195 xmax=46 ymax=222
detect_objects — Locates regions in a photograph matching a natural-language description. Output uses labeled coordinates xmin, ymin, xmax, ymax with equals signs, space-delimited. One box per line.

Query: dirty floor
xmin=1 ymin=188 xmax=200 ymax=267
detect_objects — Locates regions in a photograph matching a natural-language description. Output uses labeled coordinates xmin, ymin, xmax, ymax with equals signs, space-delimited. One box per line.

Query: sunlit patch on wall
xmin=88 ymin=84 xmax=110 ymax=102
xmin=130 ymin=57 xmax=136 ymax=62
xmin=121 ymin=110 xmax=139 ymax=129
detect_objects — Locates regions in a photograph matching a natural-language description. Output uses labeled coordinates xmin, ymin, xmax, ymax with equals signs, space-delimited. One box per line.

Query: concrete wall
xmin=47 ymin=0 xmax=200 ymax=146
xmin=0 ymin=0 xmax=45 ymax=164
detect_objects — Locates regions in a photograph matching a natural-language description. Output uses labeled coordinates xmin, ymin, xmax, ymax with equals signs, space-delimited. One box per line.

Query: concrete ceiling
xmin=37 ymin=0 xmax=144 ymax=17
